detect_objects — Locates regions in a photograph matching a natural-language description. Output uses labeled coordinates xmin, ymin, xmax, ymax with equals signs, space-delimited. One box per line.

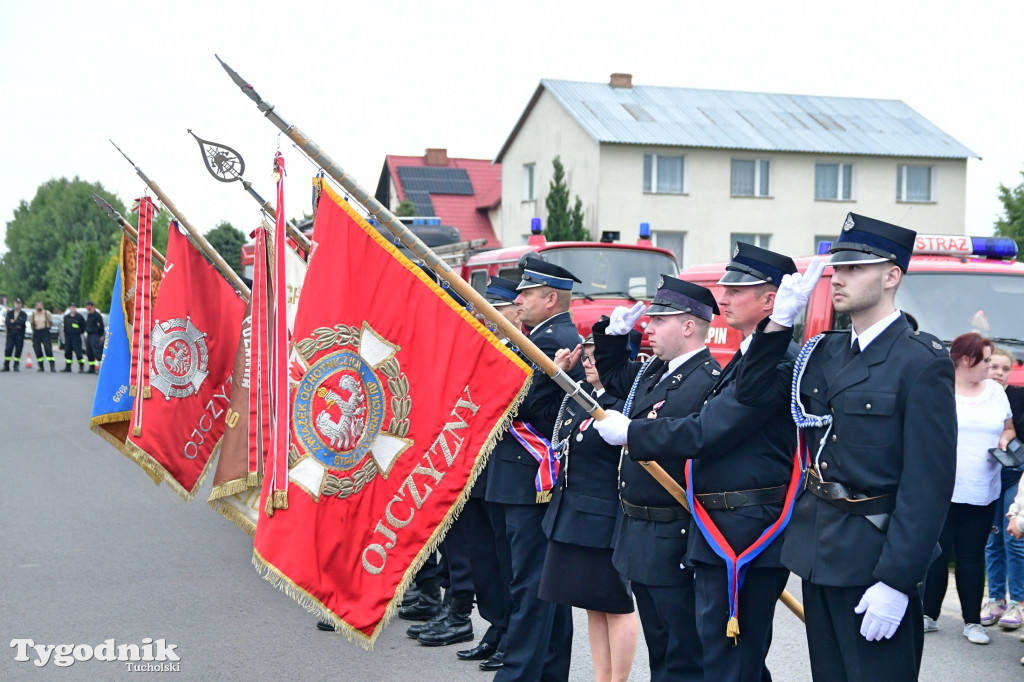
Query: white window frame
xmin=643 ymin=153 xmax=687 ymax=195
xmin=730 ymin=233 xmax=771 ymax=253
xmin=896 ymin=164 xmax=935 ymax=203
xmin=814 ymin=162 xmax=855 ymax=201
xmin=652 ymin=230 xmax=686 ymax=268
xmin=522 ymin=163 xmax=536 ymax=201
xmin=731 ymin=159 xmax=772 ymax=198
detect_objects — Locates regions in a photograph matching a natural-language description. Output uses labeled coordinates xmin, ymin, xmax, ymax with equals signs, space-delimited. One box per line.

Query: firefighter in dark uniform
xmin=30 ymin=300 xmax=56 ymax=372
xmin=485 ymin=259 xmax=584 ymax=682
xmin=62 ymin=303 xmax=87 ymax=373
xmin=595 ymin=246 xmax=801 ymax=682
xmin=450 ymin=277 xmax=519 ymax=669
xmin=742 ymin=213 xmax=956 ymax=681
xmin=83 ymin=300 xmax=105 ymax=373
xmin=590 ymin=276 xmax=722 ymax=682
xmin=3 ymin=298 xmax=27 ymax=372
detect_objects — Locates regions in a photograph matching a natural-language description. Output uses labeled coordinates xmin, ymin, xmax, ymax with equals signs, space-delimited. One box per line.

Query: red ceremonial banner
xmin=125 ymin=225 xmax=247 ymax=500
xmin=252 ymin=182 xmax=531 ymax=647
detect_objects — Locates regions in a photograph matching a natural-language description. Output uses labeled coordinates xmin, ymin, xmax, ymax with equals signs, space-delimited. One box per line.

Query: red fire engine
xmin=460 ymin=220 xmax=679 ymax=356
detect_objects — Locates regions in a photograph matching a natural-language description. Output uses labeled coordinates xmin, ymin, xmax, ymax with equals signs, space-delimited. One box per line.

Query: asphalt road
xmin=1 ymin=353 xmax=1022 ymax=680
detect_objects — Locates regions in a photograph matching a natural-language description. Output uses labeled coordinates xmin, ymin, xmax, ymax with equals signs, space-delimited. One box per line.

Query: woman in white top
xmin=922 ymin=333 xmax=1015 ymax=645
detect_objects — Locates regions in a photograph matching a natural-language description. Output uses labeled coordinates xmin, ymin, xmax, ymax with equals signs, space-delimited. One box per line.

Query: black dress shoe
xmin=417 ymin=611 xmax=473 ymax=647
xmin=406 ymin=605 xmax=449 ymax=639
xmin=316 ymin=620 xmax=335 ymax=632
xmin=478 ymin=651 xmax=505 ymax=671
xmin=457 ymin=641 xmax=497 ymax=661
xmin=398 ymin=591 xmax=442 ymax=621
xmin=401 ymin=586 xmax=422 ymax=607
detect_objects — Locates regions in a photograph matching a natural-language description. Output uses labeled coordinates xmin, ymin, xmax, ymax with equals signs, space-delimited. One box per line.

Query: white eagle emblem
xmin=149 ymin=317 xmax=209 ymax=400
xmin=314 ymin=376 xmax=367 ymax=451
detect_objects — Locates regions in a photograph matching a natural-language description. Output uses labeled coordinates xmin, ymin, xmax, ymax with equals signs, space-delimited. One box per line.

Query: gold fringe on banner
xmin=208 ymin=477 xmax=252 ymax=501
xmin=122 ymin=437 xmax=222 ymax=503
xmin=89 ymin=420 xmax=162 ymax=486
xmin=208 ymin=497 xmax=257 ymax=537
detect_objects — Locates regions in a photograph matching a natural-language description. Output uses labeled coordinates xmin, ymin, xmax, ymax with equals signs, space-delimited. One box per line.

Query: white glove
xmin=607 ymin=302 xmax=648 ymax=336
xmin=769 ymin=256 xmax=826 ymax=328
xmin=854 ymin=581 xmax=908 ymax=641
xmin=593 ymin=409 xmax=632 ymax=446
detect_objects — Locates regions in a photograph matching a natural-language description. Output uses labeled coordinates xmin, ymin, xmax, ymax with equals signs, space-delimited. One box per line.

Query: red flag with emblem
xmin=125 ymin=224 xmax=247 ymax=500
xmin=251 ymin=181 xmax=531 ymax=647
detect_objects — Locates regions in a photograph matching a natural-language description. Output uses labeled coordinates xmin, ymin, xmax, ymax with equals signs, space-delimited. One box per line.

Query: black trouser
xmin=694 ymin=563 xmax=789 ymax=682
xmin=633 ymin=579 xmax=702 ymax=682
xmin=439 ymin=512 xmax=474 ymax=600
xmin=86 ymin=333 xmax=104 ymax=367
xmin=803 ymin=580 xmax=924 ymax=682
xmin=4 ymin=333 xmax=24 ymax=366
xmin=923 ymin=500 xmax=998 ymax=624
xmin=32 ymin=329 xmax=53 ymax=367
xmin=65 ymin=334 xmax=84 ymax=368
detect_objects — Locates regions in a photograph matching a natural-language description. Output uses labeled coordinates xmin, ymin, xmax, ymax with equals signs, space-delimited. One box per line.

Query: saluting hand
xmin=768 ymin=256 xmax=826 ymax=330
xmin=553 ymin=345 xmax=583 ymax=372
xmin=608 ymin=301 xmax=647 ymax=336
xmin=593 ymin=409 xmax=631 ymax=446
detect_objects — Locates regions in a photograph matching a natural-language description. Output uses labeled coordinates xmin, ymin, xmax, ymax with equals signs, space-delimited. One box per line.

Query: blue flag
xmin=89 ymin=260 xmax=161 ymax=485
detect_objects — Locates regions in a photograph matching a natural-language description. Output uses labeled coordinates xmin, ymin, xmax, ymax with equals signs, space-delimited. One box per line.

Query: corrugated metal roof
xmin=539 ymin=79 xmax=977 ymax=159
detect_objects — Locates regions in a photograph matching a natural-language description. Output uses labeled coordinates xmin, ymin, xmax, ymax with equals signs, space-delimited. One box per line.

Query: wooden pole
xmin=217 ymin=56 xmax=805 ymax=624
xmin=110 ymin=141 xmax=252 ymax=299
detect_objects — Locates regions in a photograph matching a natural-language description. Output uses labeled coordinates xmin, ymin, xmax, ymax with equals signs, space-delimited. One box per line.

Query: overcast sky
xmin=2 ymin=0 xmax=1022 ymax=257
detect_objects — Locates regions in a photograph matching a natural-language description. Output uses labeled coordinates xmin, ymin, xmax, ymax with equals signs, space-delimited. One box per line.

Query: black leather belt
xmin=696 ymin=485 xmax=788 ymax=511
xmin=620 ymin=498 xmax=688 ymax=522
xmin=805 ymin=469 xmax=895 ymax=531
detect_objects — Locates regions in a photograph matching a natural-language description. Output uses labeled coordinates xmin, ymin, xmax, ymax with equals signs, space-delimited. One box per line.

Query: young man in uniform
xmin=594 ymin=245 xmax=802 ymax=681
xmin=83 ymin=300 xmax=105 ymax=373
xmin=3 ymin=298 xmax=27 ymax=372
xmin=485 ymin=260 xmax=584 ymax=681
xmin=748 ymin=213 xmax=956 ymax=681
xmin=589 ymin=276 xmax=722 ymax=682
xmin=30 ymin=301 xmax=56 ymax=372
xmin=62 ymin=304 xmax=86 ymax=373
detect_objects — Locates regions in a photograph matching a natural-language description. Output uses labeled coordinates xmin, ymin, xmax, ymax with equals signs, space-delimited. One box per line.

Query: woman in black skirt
xmin=540 ymin=338 xmax=638 ymax=682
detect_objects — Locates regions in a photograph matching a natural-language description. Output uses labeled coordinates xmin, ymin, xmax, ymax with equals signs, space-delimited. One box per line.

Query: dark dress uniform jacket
xmin=626 ymin=337 xmax=799 ymax=570
xmin=62 ymin=313 xmax=86 ymax=340
xmin=741 ymin=315 xmax=956 ymax=595
xmin=542 ymin=390 xmax=625 ymax=549
xmin=486 ymin=312 xmax=584 ymax=505
xmin=5 ymin=309 xmax=27 ymax=339
xmin=594 ymin=329 xmax=720 ymax=585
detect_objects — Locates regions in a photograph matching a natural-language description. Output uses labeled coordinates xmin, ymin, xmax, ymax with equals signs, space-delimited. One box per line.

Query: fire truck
xmin=460 ymin=220 xmax=679 ymax=355
xmin=678 ymin=235 xmax=1024 ymax=386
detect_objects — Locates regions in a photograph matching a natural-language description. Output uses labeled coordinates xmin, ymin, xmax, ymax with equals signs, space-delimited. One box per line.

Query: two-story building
xmin=495 ymin=73 xmax=977 ymax=266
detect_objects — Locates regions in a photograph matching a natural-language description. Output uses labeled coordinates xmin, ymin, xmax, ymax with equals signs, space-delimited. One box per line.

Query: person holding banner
xmin=594 ymin=246 xmax=801 ymax=682
xmin=485 ymin=259 xmax=584 ymax=681
xmin=590 ymin=276 xmax=721 ymax=682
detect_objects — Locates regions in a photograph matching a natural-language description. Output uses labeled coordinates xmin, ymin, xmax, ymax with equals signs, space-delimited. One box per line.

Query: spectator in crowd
xmin=30 ymin=300 xmax=56 ymax=373
xmin=1005 ymin=473 xmax=1024 ymax=665
xmin=923 ymin=333 xmax=1016 ymax=644
xmin=982 ymin=347 xmax=1024 ymax=629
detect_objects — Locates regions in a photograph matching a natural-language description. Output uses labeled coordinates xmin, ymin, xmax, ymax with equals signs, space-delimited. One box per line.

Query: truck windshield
xmin=540 ymin=247 xmax=679 ymax=299
xmin=896 ymin=273 xmax=1024 ymax=358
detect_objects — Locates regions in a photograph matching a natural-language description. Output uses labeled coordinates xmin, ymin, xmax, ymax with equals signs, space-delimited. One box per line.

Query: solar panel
xmin=397 ymin=166 xmax=474 ymax=195
xmin=404 ymin=190 xmax=435 ymax=216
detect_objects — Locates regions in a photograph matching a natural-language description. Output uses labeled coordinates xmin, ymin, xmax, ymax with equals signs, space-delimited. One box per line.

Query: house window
xmin=522 ymin=164 xmax=536 ymax=201
xmin=730 ymin=233 xmax=771 ymax=254
xmin=643 ymin=154 xmax=685 ymax=194
xmin=653 ymin=230 xmax=686 ymax=268
xmin=731 ymin=159 xmax=771 ymax=197
xmin=815 ymin=163 xmax=854 ymax=200
xmin=897 ymin=165 xmax=933 ymax=202
xmin=814 ymin=235 xmax=834 ymax=254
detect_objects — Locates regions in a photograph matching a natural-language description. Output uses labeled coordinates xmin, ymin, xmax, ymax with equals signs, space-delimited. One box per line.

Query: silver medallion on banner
xmin=150 ymin=317 xmax=210 ymax=400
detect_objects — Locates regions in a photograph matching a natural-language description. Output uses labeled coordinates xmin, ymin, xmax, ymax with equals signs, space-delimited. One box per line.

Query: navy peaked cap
xmin=648 ymin=275 xmax=719 ymax=320
xmin=718 ymin=242 xmax=797 ymax=286
xmin=484 ymin=276 xmax=519 ymax=306
xmin=517 ymin=258 xmax=582 ymax=291
xmin=828 ymin=213 xmax=916 ymax=272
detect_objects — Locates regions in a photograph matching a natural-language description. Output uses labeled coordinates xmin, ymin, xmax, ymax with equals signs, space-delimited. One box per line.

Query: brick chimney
xmin=609 ymin=73 xmax=632 ymax=89
xmin=425 ymin=148 xmax=448 ymax=166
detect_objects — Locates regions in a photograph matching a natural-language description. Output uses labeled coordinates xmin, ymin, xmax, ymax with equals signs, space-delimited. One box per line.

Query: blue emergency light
xmin=531 ymin=218 xmax=543 ymax=235
xmin=970 ymin=237 xmax=1018 ymax=260
xmin=639 ymin=222 xmax=651 ymax=239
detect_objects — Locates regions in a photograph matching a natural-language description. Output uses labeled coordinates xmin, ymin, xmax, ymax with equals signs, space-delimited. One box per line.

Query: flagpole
xmin=215 ymin=56 xmax=805 ymax=624
xmin=110 ymin=140 xmax=252 ymax=299
xmin=91 ymin=193 xmax=167 ymax=267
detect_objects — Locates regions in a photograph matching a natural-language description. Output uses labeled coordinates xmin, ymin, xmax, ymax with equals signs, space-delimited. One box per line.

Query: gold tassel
xmin=129 ymin=386 xmax=137 ymax=397
xmin=143 ymin=386 xmax=151 ymax=399
xmin=273 ymin=490 xmax=289 ymax=510
xmin=132 ymin=427 xmax=141 ymax=437
xmin=726 ymin=616 xmax=740 ymax=645
xmin=536 ymin=490 xmax=552 ymax=504
xmin=246 ymin=471 xmax=262 ymax=487
xmin=264 ymin=494 xmax=275 ymax=517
